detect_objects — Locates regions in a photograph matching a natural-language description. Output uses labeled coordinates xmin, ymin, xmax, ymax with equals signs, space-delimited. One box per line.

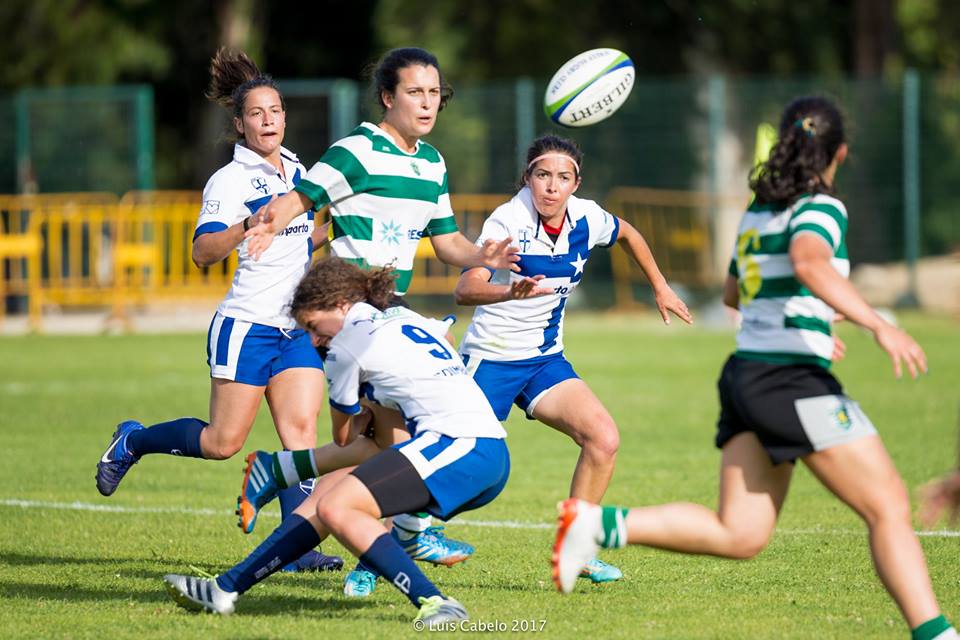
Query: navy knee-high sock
xmin=216 ymin=514 xmax=321 ymax=594
xmin=278 ymin=480 xmax=312 ymax=521
xmin=278 ymin=479 xmax=317 ymax=569
xmin=126 ymin=417 xmax=207 ymax=458
xmin=360 ymin=533 xmax=442 ymax=607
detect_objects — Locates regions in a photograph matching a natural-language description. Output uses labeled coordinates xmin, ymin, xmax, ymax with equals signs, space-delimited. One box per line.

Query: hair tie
xmin=794 ymin=117 xmax=816 ymax=137
xmin=526 ymin=153 xmax=580 ymax=176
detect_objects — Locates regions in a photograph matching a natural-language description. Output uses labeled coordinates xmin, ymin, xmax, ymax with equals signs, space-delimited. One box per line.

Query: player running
xmin=552 ymin=96 xmax=957 ymax=640
xmin=95 ymin=48 xmax=341 ymax=572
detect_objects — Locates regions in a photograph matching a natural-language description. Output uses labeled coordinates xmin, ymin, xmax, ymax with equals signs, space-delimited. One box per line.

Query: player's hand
xmin=480 ymin=237 xmax=521 ymax=273
xmin=506 ymin=275 xmax=553 ymax=301
xmin=653 ymin=284 xmax=693 ymax=325
xmin=355 ymin=407 xmax=375 ymax=441
xmin=918 ymin=471 xmax=960 ymax=527
xmin=873 ymin=323 xmax=927 ymax=379
xmin=244 ymin=195 xmax=279 ymax=261
xmin=831 ymin=334 xmax=847 ymax=363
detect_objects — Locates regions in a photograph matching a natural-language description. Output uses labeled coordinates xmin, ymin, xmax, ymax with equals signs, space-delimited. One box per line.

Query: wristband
xmin=242 ymin=216 xmax=251 ymax=232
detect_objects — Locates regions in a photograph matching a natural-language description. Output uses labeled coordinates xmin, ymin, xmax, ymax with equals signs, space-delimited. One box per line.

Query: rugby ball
xmin=544 ymin=48 xmax=635 ymax=127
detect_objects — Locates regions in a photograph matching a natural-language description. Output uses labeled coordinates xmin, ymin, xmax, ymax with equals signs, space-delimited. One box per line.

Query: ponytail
xmin=750 ymin=96 xmax=846 ymax=206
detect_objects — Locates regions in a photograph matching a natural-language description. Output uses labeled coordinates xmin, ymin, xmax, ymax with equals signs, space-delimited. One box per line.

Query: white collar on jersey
xmin=516 ymin=186 xmax=576 ymax=241
xmin=361 ymin=121 xmax=422 ymax=156
xmin=233 ymin=143 xmax=299 ymax=173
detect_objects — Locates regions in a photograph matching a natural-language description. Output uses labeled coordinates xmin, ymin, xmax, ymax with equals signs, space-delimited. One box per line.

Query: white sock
xmin=392 ymin=513 xmax=431 ymax=540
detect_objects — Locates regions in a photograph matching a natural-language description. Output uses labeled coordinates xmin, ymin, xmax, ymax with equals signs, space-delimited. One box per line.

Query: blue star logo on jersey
xmin=250 ymin=177 xmax=269 ymax=195
xmin=569 ymin=252 xmax=587 ymax=277
xmin=380 ymin=220 xmax=403 ymax=246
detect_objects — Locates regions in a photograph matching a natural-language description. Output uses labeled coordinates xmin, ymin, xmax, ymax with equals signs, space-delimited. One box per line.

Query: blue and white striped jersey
xmin=459 ymin=187 xmax=620 ymax=361
xmin=326 ymin=302 xmax=507 ymax=440
xmin=195 ymin=144 xmax=313 ymax=329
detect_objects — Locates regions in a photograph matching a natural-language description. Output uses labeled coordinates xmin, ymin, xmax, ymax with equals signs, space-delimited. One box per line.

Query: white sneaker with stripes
xmin=163 ymin=574 xmax=238 ymax=615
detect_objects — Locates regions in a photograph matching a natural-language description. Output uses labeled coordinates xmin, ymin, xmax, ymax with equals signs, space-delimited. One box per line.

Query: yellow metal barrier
xmin=2 ymin=188 xmax=737 ymax=328
xmin=604 ymin=187 xmax=746 ymax=308
xmin=0 ymin=193 xmax=119 ymax=329
xmin=0 ymin=191 xmax=514 ymax=330
xmin=108 ymin=191 xmax=241 ymax=326
xmin=0 ymin=209 xmax=43 ymax=330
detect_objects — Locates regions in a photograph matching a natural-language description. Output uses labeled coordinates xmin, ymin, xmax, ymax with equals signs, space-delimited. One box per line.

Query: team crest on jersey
xmin=832 ymin=402 xmax=852 ymax=431
xmin=250 ymin=177 xmax=269 ymax=195
xmin=202 ymin=200 xmax=220 ymax=215
xmin=409 ymin=160 xmax=421 ymax=176
xmin=518 ymin=229 xmax=531 ymax=252
xmin=380 ymin=220 xmax=403 ymax=246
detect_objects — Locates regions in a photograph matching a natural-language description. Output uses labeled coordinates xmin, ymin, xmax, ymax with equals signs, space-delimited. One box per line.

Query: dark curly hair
xmin=368 ymin=47 xmax=453 ymax=113
xmin=206 ymin=47 xmax=285 ymax=141
xmin=289 ymin=257 xmax=397 ymax=325
xmin=750 ymin=96 xmax=846 ymax=206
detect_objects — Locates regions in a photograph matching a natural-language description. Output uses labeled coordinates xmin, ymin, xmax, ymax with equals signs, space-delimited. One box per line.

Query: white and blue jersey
xmin=197 ymin=144 xmax=322 ymax=384
xmin=459 ymin=187 xmax=620 ymax=361
xmin=328 ymin=302 xmax=509 ymax=520
xmin=326 ymin=302 xmax=507 ymax=440
xmin=195 ymin=143 xmax=314 ymax=330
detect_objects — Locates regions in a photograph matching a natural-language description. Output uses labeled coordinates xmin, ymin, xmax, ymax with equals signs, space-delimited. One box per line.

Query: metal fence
xmin=0 ymin=189 xmax=718 ymax=330
xmin=1 ymin=73 xmax=957 ymax=327
xmin=277 ymin=71 xmax=959 ymax=268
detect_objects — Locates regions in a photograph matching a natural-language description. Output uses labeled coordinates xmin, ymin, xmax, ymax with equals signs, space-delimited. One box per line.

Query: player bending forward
xmin=164 ymin=258 xmax=509 ymax=625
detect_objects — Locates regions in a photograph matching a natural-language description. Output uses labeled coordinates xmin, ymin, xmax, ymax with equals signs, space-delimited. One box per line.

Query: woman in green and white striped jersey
xmin=553 ymin=96 xmax=956 ymax=640
xmin=241 ymin=47 xmax=519 ymax=598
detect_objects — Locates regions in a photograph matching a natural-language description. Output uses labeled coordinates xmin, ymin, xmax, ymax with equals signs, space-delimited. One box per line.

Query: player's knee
xmin=582 ymin=419 xmax=620 ymax=459
xmin=315 ymin=496 xmax=347 ymax=532
xmin=863 ymin=487 xmax=912 ymax=529
xmin=726 ymin=528 xmax=771 ymax=559
xmin=275 ymin=418 xmax=317 ymax=449
xmin=203 ymin=437 xmax=244 ymax=460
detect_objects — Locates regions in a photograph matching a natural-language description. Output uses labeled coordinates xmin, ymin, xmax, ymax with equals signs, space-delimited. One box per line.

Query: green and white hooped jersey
xmin=729 ymin=193 xmax=849 ymax=368
xmin=294 ymin=122 xmax=458 ymax=294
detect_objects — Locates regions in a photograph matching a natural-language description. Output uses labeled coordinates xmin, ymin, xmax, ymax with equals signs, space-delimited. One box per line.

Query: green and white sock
xmin=912 ymin=615 xmax=956 ymax=640
xmin=270 ymin=450 xmax=318 ymax=489
xmin=599 ymin=505 xmax=629 ymax=549
xmin=392 ymin=513 xmax=431 ymax=540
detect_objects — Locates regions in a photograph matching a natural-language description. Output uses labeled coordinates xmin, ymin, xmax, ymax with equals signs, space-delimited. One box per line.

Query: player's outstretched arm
xmin=244 ymin=191 xmax=314 ymax=260
xmin=430 ymin=232 xmax=520 ymax=272
xmin=311 ymin=220 xmax=331 ymax=252
xmin=454 ymin=267 xmax=552 ymax=306
xmin=615 ymin=217 xmax=693 ymax=325
xmin=790 ymin=233 xmax=927 ymax=379
xmin=192 ymin=217 xmax=257 ymax=267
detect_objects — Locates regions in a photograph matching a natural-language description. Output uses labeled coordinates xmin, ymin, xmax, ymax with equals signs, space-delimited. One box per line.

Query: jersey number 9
xmin=401 ymin=324 xmax=453 ymax=361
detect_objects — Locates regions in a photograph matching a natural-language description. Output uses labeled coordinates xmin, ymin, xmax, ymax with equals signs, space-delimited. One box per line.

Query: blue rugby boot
xmin=282 ymin=549 xmax=345 ymax=573
xmin=392 ymin=525 xmax=474 ymax=567
xmin=96 ymin=420 xmax=143 ymax=496
xmin=579 ymin=557 xmax=623 ymax=583
xmin=236 ymin=451 xmax=279 ymax=534
xmin=343 ymin=564 xmax=378 ymax=597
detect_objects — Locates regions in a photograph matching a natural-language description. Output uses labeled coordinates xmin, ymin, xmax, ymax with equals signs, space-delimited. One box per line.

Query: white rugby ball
xmin=544 ymin=48 xmax=635 ymax=127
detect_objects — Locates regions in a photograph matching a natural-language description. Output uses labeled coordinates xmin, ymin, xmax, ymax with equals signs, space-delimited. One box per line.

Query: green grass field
xmin=1 ymin=312 xmax=957 ymax=639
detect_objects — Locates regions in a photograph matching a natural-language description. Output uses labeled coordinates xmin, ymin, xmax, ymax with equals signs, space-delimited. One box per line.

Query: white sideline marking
xmin=2 ymin=498 xmax=959 ymax=537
